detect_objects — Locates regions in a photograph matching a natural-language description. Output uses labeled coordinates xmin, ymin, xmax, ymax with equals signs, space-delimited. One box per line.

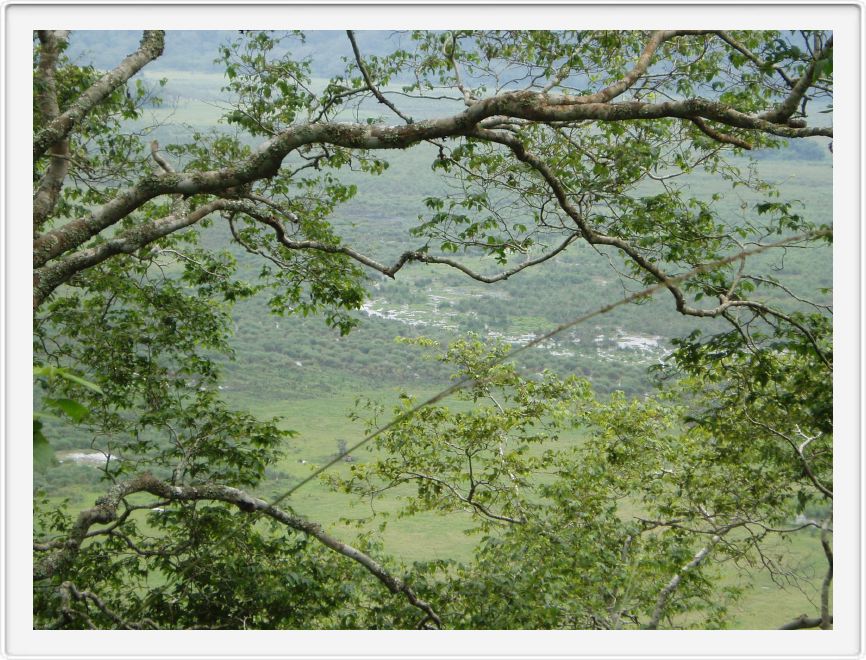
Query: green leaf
xmin=33 ymin=420 xmax=55 ymax=471
xmin=44 ymin=398 xmax=90 ymax=423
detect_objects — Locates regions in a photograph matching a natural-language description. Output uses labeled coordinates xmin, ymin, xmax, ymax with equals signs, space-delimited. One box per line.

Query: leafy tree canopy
xmin=32 ymin=29 xmax=832 ymax=631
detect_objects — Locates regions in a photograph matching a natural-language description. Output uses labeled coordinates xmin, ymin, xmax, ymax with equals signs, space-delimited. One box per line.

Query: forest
xmin=30 ymin=29 xmax=833 ymax=632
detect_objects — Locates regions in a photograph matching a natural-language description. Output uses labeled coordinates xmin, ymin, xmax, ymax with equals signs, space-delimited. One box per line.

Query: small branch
xmin=714 ymin=31 xmax=796 ymax=89
xmin=743 ymin=413 xmax=832 ymax=499
xmin=744 ymin=275 xmax=832 ymax=313
xmin=444 ymin=32 xmax=475 ymax=107
xmin=150 ymin=139 xmax=175 ymax=173
xmin=403 ymin=471 xmax=524 ymax=524
xmin=236 ymin=200 xmax=579 ymax=284
xmin=644 ymin=535 xmax=721 ymax=629
xmin=545 ymin=31 xmax=713 ymax=105
xmin=346 ymin=30 xmax=414 ymax=124
xmin=55 ymin=581 xmax=156 ymax=630
xmin=690 ymin=117 xmax=752 ymax=149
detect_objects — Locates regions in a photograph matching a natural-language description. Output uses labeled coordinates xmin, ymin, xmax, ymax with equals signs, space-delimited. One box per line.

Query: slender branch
xmin=402 ymin=471 xmax=524 ymax=524
xmin=33 ymin=473 xmax=441 ymax=628
xmin=714 ymin=31 xmax=796 ymax=89
xmin=644 ymin=536 xmax=721 ymax=629
xmin=744 ymin=275 xmax=832 ymax=313
xmin=236 ymin=200 xmax=580 ymax=283
xmin=54 ymin=581 xmax=156 ymax=630
xmin=743 ymin=413 xmax=833 ymax=499
xmin=545 ymin=31 xmax=714 ymax=105
xmin=690 ymin=117 xmax=752 ymax=150
xmin=33 ymin=31 xmax=165 ymax=160
xmin=444 ymin=32 xmax=475 ymax=107
xmin=346 ymin=30 xmax=414 ymax=124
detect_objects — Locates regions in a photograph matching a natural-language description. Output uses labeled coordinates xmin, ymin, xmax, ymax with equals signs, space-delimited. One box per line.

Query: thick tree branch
xmin=33 ymin=473 xmax=441 ymax=628
xmin=33 ymin=30 xmax=165 ymax=161
xmin=33 ymin=30 xmax=72 ymax=234
xmin=33 ymin=89 xmax=831 ymax=271
xmin=820 ymin=518 xmax=833 ymax=630
xmin=33 ymin=199 xmax=241 ymax=308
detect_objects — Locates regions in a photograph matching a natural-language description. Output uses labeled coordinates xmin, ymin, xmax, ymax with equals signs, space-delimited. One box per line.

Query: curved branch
xmin=33 ymin=473 xmax=441 ymax=628
xmin=548 ymin=30 xmax=713 ymax=105
xmin=690 ymin=117 xmax=753 ymax=149
xmin=33 ymin=30 xmax=165 ymax=160
xmin=760 ymin=38 xmax=832 ymax=125
xmin=469 ymin=127 xmax=832 ymax=366
xmin=236 ymin=199 xmax=579 ymax=283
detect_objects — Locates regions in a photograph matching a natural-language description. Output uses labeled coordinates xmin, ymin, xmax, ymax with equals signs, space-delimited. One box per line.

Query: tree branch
xmin=820 ymin=517 xmax=833 ymax=629
xmin=546 ymin=30 xmax=713 ymax=105
xmin=33 ymin=30 xmax=72 ymax=233
xmin=760 ymin=38 xmax=832 ymax=125
xmin=346 ymin=30 xmax=414 ymax=124
xmin=33 ymin=473 xmax=441 ymax=628
xmin=33 ymin=30 xmax=165 ymax=161
xmin=33 ymin=88 xmax=831 ymax=272
xmin=235 ymin=200 xmax=579 ymax=283
xmin=33 ymin=199 xmax=242 ymax=308
xmin=644 ymin=535 xmax=721 ymax=629
xmin=690 ymin=117 xmax=753 ymax=149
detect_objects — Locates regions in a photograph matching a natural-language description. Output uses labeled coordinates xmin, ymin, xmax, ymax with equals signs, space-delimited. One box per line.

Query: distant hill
xmin=64 ymin=30 xmax=407 ymax=77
